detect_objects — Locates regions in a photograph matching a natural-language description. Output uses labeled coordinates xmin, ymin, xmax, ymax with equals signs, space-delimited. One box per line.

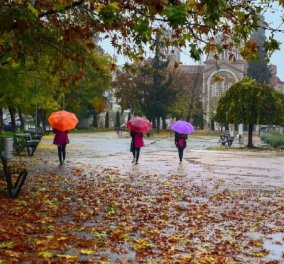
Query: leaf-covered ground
xmin=0 ymin=145 xmax=283 ymax=264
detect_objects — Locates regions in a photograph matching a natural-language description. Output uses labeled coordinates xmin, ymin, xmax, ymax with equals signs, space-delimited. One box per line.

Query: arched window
xmin=210 ymin=72 xmax=235 ymax=97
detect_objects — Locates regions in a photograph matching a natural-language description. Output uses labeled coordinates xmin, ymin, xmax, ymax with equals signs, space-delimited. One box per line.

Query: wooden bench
xmin=219 ymin=133 xmax=234 ymax=146
xmin=0 ymin=137 xmax=28 ymax=198
xmin=114 ymin=127 xmax=127 ymax=136
xmin=24 ymin=130 xmax=45 ymax=141
xmin=14 ymin=133 xmax=40 ymax=156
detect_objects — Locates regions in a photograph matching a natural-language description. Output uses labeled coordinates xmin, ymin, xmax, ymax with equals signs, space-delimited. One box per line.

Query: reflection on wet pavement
xmin=38 ymin=132 xmax=284 ymax=189
xmin=30 ymin=132 xmax=284 ymax=263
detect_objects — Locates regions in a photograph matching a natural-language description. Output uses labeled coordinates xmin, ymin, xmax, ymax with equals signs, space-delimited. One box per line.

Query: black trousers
xmin=57 ymin=144 xmax=66 ymax=164
xmin=134 ymin=147 xmax=140 ymax=162
xmin=178 ymin=147 xmax=184 ymax=161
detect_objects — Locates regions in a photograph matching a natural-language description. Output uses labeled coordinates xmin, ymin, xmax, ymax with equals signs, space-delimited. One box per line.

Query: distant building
xmin=162 ymin=37 xmax=283 ymax=129
xmin=202 ymin=48 xmax=248 ymax=127
xmin=269 ymin=65 xmax=284 ymax=94
xmin=110 ymin=34 xmax=283 ymax=130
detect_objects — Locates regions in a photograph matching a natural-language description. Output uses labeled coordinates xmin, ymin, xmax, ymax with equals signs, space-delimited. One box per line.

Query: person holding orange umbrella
xmin=53 ymin=129 xmax=69 ymax=165
xmin=48 ymin=110 xmax=78 ymax=166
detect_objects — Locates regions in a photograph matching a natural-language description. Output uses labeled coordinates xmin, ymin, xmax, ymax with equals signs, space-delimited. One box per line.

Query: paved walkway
xmin=38 ymin=132 xmax=284 ymax=189
xmin=26 ymin=132 xmax=284 ymax=263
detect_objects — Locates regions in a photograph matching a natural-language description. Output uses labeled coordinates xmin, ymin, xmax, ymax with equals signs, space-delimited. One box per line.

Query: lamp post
xmin=62 ymin=94 xmax=65 ymax=110
xmin=238 ymin=124 xmax=244 ymax=144
xmin=35 ymin=78 xmax=38 ymax=134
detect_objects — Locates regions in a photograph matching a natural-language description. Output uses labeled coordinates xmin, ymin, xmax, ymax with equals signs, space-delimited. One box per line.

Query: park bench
xmin=14 ymin=133 xmax=40 ymax=156
xmin=0 ymin=137 xmax=28 ymax=198
xmin=114 ymin=125 xmax=127 ymax=136
xmin=219 ymin=133 xmax=234 ymax=146
xmin=24 ymin=129 xmax=45 ymax=141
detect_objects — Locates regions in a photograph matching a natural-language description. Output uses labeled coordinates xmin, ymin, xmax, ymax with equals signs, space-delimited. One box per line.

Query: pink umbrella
xmin=170 ymin=120 xmax=194 ymax=134
xmin=127 ymin=117 xmax=152 ymax=133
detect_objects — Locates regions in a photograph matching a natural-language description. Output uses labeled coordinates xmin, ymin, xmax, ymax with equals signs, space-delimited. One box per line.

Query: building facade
xmin=202 ymin=49 xmax=248 ymax=128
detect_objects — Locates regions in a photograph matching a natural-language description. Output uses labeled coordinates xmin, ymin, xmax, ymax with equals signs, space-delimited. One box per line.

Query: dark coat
xmin=174 ymin=132 xmax=188 ymax=149
xmin=53 ymin=129 xmax=69 ymax=145
xmin=130 ymin=131 xmax=144 ymax=150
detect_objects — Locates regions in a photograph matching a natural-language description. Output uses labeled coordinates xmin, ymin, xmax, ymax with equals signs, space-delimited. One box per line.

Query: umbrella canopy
xmin=48 ymin=110 xmax=78 ymax=131
xmin=170 ymin=120 xmax=194 ymax=134
xmin=127 ymin=117 xmax=152 ymax=133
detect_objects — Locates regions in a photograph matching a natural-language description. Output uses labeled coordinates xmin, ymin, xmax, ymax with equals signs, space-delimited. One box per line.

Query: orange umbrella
xmin=48 ymin=110 xmax=78 ymax=131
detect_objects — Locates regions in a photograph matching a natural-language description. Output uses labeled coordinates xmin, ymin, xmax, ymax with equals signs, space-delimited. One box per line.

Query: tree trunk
xmin=93 ymin=112 xmax=98 ymax=128
xmin=41 ymin=110 xmax=47 ymax=132
xmin=35 ymin=108 xmax=41 ymax=131
xmin=105 ymin=112 xmax=109 ymax=128
xmin=115 ymin=111 xmax=120 ymax=128
xmin=210 ymin=119 xmax=215 ymax=130
xmin=156 ymin=116 xmax=160 ymax=132
xmin=128 ymin=112 xmax=132 ymax=122
xmin=162 ymin=117 xmax=167 ymax=129
xmin=152 ymin=117 xmax=156 ymax=129
xmin=0 ymin=108 xmax=3 ymax=133
xmin=247 ymin=123 xmax=254 ymax=148
xmin=8 ymin=106 xmax=16 ymax=132
xmin=18 ymin=107 xmax=25 ymax=131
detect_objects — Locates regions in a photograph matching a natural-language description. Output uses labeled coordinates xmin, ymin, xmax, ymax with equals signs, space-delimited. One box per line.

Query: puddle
xmin=264 ymin=233 xmax=284 ymax=261
xmin=247 ymin=232 xmax=284 ymax=261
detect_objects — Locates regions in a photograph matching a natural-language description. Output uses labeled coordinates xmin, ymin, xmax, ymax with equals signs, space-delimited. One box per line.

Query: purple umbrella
xmin=170 ymin=120 xmax=194 ymax=134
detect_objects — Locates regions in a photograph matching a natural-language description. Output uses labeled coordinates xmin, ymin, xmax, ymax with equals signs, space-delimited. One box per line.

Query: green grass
xmin=260 ymin=132 xmax=284 ymax=148
xmin=0 ymin=131 xmax=15 ymax=137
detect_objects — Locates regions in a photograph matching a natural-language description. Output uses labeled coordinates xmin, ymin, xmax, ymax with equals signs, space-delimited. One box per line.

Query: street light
xmin=35 ymin=78 xmax=38 ymax=134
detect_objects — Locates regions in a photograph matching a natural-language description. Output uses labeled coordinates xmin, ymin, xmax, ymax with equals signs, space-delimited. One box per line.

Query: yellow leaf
xmin=95 ymin=4 xmax=104 ymax=12
xmin=248 ymin=250 xmax=269 ymax=257
xmin=34 ymin=239 xmax=46 ymax=245
xmin=57 ymin=236 xmax=68 ymax=241
xmin=11 ymin=60 xmax=19 ymax=69
xmin=27 ymin=3 xmax=39 ymax=17
xmin=5 ymin=250 xmax=20 ymax=257
xmin=133 ymin=238 xmax=155 ymax=250
xmin=37 ymin=251 xmax=53 ymax=258
xmin=80 ymin=249 xmax=95 ymax=255
xmin=56 ymin=254 xmax=78 ymax=260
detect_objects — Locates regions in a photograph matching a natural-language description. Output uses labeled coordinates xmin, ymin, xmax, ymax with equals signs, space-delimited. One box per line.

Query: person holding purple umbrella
xmin=170 ymin=120 xmax=194 ymax=163
xmin=174 ymin=132 xmax=188 ymax=163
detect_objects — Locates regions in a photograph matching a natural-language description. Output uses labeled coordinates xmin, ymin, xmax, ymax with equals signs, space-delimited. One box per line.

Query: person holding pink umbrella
xmin=131 ymin=131 xmax=144 ymax=164
xmin=127 ymin=117 xmax=152 ymax=164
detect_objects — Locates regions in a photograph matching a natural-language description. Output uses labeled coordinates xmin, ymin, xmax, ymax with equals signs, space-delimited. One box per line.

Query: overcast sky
xmin=100 ymin=3 xmax=284 ymax=81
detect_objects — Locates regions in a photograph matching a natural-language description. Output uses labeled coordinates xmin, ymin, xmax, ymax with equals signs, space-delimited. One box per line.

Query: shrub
xmin=260 ymin=132 xmax=284 ymax=148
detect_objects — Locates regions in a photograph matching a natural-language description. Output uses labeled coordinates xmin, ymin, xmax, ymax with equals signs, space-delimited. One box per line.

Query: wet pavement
xmin=40 ymin=131 xmax=284 ymax=188
xmin=28 ymin=132 xmax=284 ymax=263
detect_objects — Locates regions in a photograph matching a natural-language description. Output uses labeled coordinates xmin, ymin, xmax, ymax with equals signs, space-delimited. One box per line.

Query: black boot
xmin=58 ymin=146 xmax=63 ymax=165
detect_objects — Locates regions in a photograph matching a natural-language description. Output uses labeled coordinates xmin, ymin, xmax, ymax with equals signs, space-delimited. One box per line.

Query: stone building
xmin=162 ymin=41 xmax=283 ymax=131
xmin=269 ymin=64 xmax=284 ymax=94
xmin=202 ymin=49 xmax=248 ymax=129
